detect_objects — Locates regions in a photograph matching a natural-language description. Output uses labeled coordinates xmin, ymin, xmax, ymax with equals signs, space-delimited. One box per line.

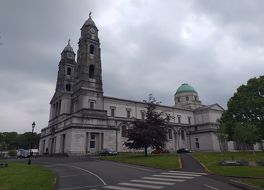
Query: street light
xmin=31 ymin=122 xmax=36 ymax=155
xmin=28 ymin=122 xmax=36 ymax=165
xmin=32 ymin=122 xmax=36 ymax=133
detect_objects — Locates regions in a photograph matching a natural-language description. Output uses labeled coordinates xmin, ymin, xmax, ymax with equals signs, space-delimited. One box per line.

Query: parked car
xmin=99 ymin=148 xmax=118 ymax=156
xmin=176 ymin=148 xmax=191 ymax=153
xmin=151 ymin=148 xmax=170 ymax=154
xmin=16 ymin=149 xmax=30 ymax=158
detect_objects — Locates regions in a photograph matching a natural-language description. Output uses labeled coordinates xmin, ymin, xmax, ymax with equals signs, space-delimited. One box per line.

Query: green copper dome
xmin=176 ymin=83 xmax=197 ymax=94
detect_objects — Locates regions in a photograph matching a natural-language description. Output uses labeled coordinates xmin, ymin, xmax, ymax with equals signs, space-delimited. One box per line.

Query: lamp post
xmin=31 ymin=122 xmax=36 ymax=156
xmin=28 ymin=122 xmax=36 ymax=165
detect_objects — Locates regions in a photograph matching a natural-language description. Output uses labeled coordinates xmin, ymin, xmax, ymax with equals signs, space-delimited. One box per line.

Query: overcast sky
xmin=0 ymin=0 xmax=263 ymax=133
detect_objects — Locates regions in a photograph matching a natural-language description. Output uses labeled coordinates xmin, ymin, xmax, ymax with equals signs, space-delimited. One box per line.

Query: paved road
xmin=20 ymin=156 xmax=241 ymax=190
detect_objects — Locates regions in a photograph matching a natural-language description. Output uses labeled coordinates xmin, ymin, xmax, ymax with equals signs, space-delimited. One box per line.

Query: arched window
xmin=89 ymin=65 xmax=95 ymax=78
xmin=121 ymin=125 xmax=127 ymax=137
xmin=89 ymin=44 xmax=94 ymax=54
xmin=66 ymin=84 xmax=71 ymax=91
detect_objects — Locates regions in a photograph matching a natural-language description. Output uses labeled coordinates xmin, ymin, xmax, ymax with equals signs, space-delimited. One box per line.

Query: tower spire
xmin=83 ymin=11 xmax=96 ymax=27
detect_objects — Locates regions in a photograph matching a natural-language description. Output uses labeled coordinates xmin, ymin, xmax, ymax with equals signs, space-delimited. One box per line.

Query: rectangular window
xmin=141 ymin=111 xmax=145 ymax=119
xmin=89 ymin=101 xmax=95 ymax=109
xmin=121 ymin=126 xmax=127 ymax=137
xmin=188 ymin=117 xmax=191 ymax=124
xmin=168 ymin=129 xmax=172 ymax=139
xmin=110 ymin=107 xmax=115 ymax=117
xmin=181 ymin=130 xmax=185 ymax=140
xmin=67 ymin=67 xmax=71 ymax=75
xmin=186 ymin=96 xmax=189 ymax=101
xmin=90 ymin=141 xmax=95 ymax=148
xmin=177 ymin=115 xmax=181 ymax=123
xmin=90 ymin=133 xmax=96 ymax=149
xmin=126 ymin=108 xmax=131 ymax=118
xmin=195 ymin=137 xmax=199 ymax=149
xmin=58 ymin=100 xmax=61 ymax=115
xmin=194 ymin=126 xmax=198 ymax=131
xmin=91 ymin=134 xmax=95 ymax=140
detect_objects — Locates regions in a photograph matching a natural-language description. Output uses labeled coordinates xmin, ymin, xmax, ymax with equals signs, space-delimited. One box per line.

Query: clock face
xmin=90 ymin=27 xmax=96 ymax=34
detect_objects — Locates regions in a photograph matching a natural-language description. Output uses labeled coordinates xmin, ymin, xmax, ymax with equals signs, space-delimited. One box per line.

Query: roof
xmin=63 ymin=39 xmax=74 ymax=52
xmin=194 ymin=104 xmax=225 ymax=112
xmin=176 ymin=83 xmax=197 ymax=94
xmin=83 ymin=12 xmax=96 ymax=27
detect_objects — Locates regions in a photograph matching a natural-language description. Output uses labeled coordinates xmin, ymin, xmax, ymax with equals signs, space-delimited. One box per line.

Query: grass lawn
xmin=0 ymin=162 xmax=55 ymax=190
xmin=192 ymin=152 xmax=264 ymax=177
xmin=101 ymin=153 xmax=180 ymax=170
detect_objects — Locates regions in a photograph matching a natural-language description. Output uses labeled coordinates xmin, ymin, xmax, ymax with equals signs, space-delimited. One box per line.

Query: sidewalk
xmin=179 ymin=153 xmax=206 ymax=172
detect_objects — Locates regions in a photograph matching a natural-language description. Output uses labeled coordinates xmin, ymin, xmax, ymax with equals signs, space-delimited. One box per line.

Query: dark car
xmin=176 ymin=148 xmax=191 ymax=153
xmin=17 ymin=149 xmax=30 ymax=158
xmin=151 ymin=148 xmax=170 ymax=154
xmin=99 ymin=148 xmax=118 ymax=156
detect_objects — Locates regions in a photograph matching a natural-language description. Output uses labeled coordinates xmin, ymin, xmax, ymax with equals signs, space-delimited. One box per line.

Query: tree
xmin=17 ymin=132 xmax=40 ymax=149
xmin=0 ymin=132 xmax=40 ymax=150
xmin=4 ymin=132 xmax=18 ymax=150
xmin=124 ymin=94 xmax=171 ymax=156
xmin=216 ymin=119 xmax=228 ymax=152
xmin=0 ymin=133 xmax=5 ymax=151
xmin=220 ymin=76 xmax=264 ymax=140
xmin=233 ymin=123 xmax=260 ymax=151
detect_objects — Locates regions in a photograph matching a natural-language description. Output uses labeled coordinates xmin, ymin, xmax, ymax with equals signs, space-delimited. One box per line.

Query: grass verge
xmin=0 ymin=162 xmax=55 ymax=190
xmin=241 ymin=179 xmax=264 ymax=189
xmin=192 ymin=152 xmax=264 ymax=177
xmin=101 ymin=153 xmax=180 ymax=170
xmin=192 ymin=152 xmax=264 ymax=189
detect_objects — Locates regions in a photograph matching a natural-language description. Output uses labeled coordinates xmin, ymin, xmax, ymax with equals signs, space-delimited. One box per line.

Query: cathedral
xmin=39 ymin=15 xmax=224 ymax=155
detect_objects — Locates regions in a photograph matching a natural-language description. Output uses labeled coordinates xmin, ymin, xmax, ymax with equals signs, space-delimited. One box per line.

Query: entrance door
xmin=89 ymin=133 xmax=97 ymax=153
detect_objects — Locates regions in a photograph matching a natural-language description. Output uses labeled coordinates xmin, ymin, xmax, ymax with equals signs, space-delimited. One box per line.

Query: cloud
xmin=0 ymin=0 xmax=263 ymax=133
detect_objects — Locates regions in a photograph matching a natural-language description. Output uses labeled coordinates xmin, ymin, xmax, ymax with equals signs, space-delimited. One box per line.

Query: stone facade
xmin=39 ymin=16 xmax=224 ymax=155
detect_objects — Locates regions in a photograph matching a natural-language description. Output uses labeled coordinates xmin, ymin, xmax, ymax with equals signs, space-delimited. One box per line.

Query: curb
xmin=190 ymin=154 xmax=211 ymax=173
xmin=178 ymin=155 xmax=182 ymax=169
xmin=229 ymin=179 xmax=264 ymax=190
xmin=53 ymin=175 xmax=58 ymax=190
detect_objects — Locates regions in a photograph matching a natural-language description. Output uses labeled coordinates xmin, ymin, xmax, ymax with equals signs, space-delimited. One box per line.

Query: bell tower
xmin=72 ymin=13 xmax=104 ymax=112
xmin=49 ymin=40 xmax=76 ymax=120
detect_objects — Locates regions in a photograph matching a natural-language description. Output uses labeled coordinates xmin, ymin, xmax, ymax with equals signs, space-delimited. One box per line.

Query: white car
xmin=16 ymin=149 xmax=30 ymax=158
